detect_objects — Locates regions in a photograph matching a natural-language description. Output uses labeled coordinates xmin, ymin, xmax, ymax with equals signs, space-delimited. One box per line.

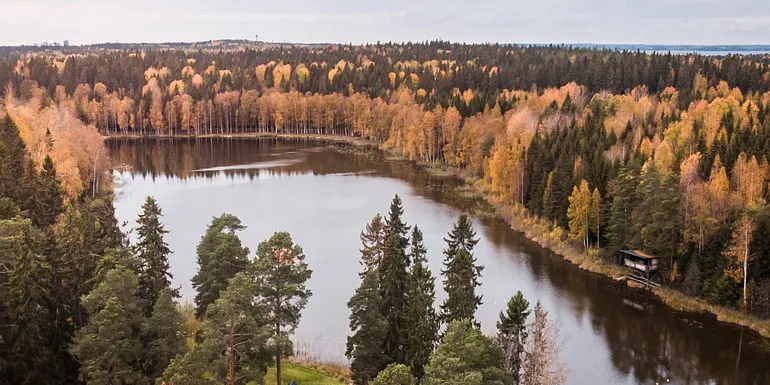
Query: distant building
xmin=63 ymin=40 xmax=70 ymax=47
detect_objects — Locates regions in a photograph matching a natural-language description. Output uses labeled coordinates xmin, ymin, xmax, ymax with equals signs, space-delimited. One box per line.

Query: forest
xmin=1 ymin=41 xmax=770 ymax=384
xmin=0 ymin=106 xmax=559 ymax=384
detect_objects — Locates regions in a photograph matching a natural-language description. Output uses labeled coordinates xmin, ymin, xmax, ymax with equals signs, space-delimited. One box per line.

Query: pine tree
xmin=360 ymin=213 xmax=386 ymax=275
xmin=142 ymin=288 xmax=186 ymax=381
xmin=135 ymin=196 xmax=174 ymax=313
xmin=192 ymin=214 xmax=250 ymax=317
xmin=423 ymin=319 xmax=506 ymax=385
xmin=496 ymin=291 xmax=530 ymax=385
xmin=70 ymin=267 xmax=147 ymax=385
xmin=378 ymin=195 xmax=411 ymax=363
xmin=441 ymin=214 xmax=482 ymax=326
xmin=252 ymin=232 xmax=313 ymax=385
xmin=162 ymin=272 xmax=272 ymax=385
xmin=347 ymin=271 xmax=390 ymax=385
xmin=403 ymin=226 xmax=439 ymax=380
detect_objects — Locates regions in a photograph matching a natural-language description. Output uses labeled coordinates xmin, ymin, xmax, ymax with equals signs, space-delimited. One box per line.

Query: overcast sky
xmin=1 ymin=0 xmax=769 ymax=46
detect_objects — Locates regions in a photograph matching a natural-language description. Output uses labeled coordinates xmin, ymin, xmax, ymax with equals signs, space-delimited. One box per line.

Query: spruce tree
xmin=82 ymin=195 xmax=127 ymax=255
xmin=0 ymin=197 xmax=20 ymax=220
xmin=607 ymin=164 xmax=640 ymax=251
xmin=49 ymin=207 xmax=97 ymax=381
xmin=191 ymin=214 xmax=250 ymax=317
xmin=0 ymin=218 xmax=58 ymax=384
xmin=70 ymin=267 xmax=147 ymax=385
xmin=142 ymin=288 xmax=186 ymax=381
xmin=0 ymin=115 xmax=27 ymax=205
xmin=135 ymin=196 xmax=174 ymax=313
xmin=347 ymin=271 xmax=390 ymax=385
xmin=252 ymin=232 xmax=312 ymax=385
xmin=53 ymin=207 xmax=98 ymax=326
xmin=441 ymin=214 xmax=483 ymax=326
xmin=20 ymin=159 xmax=41 ymax=224
xmin=496 ymin=291 xmax=530 ymax=385
xmin=378 ymin=195 xmax=411 ymax=363
xmin=36 ymin=155 xmax=65 ymax=228
xmin=403 ymin=226 xmax=439 ymax=380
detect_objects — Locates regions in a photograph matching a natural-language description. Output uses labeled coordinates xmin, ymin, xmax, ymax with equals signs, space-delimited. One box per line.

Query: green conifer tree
xmin=35 ymin=155 xmax=65 ymax=227
xmin=135 ymin=196 xmax=174 ymax=313
xmin=423 ymin=319 xmax=506 ymax=385
xmin=252 ymin=232 xmax=312 ymax=385
xmin=0 ymin=115 xmax=27 ymax=205
xmin=70 ymin=267 xmax=147 ymax=385
xmin=496 ymin=291 xmax=530 ymax=385
xmin=162 ymin=272 xmax=273 ymax=385
xmin=378 ymin=195 xmax=411 ymax=363
xmin=82 ymin=195 xmax=127 ymax=255
xmin=142 ymin=288 xmax=186 ymax=381
xmin=191 ymin=214 xmax=250 ymax=317
xmin=607 ymin=164 xmax=640 ymax=251
xmin=403 ymin=226 xmax=439 ymax=380
xmin=347 ymin=271 xmax=390 ymax=385
xmin=0 ymin=218 xmax=58 ymax=384
xmin=372 ymin=363 xmax=416 ymax=385
xmin=441 ymin=214 xmax=482 ymax=326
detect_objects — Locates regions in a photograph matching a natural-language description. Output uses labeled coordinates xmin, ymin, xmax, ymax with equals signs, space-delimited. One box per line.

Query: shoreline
xmin=104 ymin=132 xmax=770 ymax=340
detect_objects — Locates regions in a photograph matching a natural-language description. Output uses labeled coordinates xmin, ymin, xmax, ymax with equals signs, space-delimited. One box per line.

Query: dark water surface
xmin=108 ymin=137 xmax=770 ymax=385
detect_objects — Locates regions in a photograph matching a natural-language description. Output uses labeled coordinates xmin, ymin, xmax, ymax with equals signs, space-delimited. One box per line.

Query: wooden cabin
xmin=620 ymin=249 xmax=659 ymax=273
xmin=620 ymin=249 xmax=661 ymax=288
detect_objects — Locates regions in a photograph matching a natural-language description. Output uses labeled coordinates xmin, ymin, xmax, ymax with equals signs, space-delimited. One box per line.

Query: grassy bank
xmin=265 ymin=362 xmax=345 ymax=385
xmin=108 ymin=132 xmax=770 ymax=339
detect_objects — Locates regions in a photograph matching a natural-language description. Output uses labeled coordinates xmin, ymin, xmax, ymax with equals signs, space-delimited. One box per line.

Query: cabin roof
xmin=620 ymin=249 xmax=659 ymax=260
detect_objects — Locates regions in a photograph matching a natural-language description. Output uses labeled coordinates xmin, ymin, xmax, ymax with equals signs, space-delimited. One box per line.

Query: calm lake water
xmin=108 ymin=137 xmax=770 ymax=385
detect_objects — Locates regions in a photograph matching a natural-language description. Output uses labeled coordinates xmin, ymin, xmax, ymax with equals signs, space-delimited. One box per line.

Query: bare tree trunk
xmin=229 ymin=325 xmax=235 ymax=385
xmin=743 ymin=236 xmax=749 ymax=304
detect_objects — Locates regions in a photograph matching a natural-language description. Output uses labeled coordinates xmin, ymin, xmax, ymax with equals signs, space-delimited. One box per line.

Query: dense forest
xmin=0 ymin=106 xmax=559 ymax=384
xmin=2 ymin=41 xmax=770 ymax=384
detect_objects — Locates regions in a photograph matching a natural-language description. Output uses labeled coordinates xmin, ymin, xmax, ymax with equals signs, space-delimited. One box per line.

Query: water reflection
xmin=108 ymin=137 xmax=770 ymax=385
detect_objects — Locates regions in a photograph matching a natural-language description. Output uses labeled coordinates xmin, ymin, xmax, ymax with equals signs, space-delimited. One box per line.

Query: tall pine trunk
xmin=229 ymin=325 xmax=235 ymax=385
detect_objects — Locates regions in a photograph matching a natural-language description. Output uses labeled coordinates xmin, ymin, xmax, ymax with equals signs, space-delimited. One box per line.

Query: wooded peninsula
xmin=1 ymin=41 xmax=770 ymax=385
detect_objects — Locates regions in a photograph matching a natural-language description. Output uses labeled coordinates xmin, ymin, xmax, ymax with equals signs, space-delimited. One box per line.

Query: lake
xmin=108 ymin=137 xmax=770 ymax=385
